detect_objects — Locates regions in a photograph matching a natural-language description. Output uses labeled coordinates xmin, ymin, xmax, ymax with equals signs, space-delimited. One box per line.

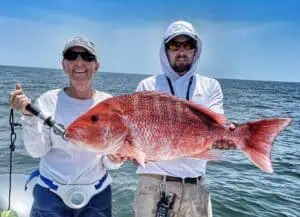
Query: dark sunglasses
xmin=63 ymin=50 xmax=96 ymax=62
xmin=166 ymin=39 xmax=197 ymax=51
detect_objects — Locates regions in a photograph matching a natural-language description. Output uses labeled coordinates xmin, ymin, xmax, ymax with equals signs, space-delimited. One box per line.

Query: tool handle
xmin=25 ymin=104 xmax=67 ymax=139
xmin=25 ymin=104 xmax=41 ymax=117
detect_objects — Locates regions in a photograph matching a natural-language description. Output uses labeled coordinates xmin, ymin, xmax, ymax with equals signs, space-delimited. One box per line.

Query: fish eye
xmin=91 ymin=115 xmax=99 ymax=123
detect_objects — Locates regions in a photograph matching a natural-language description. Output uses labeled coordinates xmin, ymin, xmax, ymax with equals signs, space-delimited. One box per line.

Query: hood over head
xmin=160 ymin=21 xmax=202 ymax=81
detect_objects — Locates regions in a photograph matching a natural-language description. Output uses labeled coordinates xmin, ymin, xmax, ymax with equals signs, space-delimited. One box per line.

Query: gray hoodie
xmin=160 ymin=20 xmax=202 ymax=81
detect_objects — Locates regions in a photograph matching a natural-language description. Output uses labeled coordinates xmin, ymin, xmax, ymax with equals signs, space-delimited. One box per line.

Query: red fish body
xmin=66 ymin=91 xmax=291 ymax=173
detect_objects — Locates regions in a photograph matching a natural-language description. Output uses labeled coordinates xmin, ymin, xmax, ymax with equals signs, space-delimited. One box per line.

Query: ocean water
xmin=0 ymin=65 xmax=299 ymax=217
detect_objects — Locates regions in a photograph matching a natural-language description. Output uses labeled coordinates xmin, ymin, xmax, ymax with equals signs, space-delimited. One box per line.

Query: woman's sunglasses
xmin=63 ymin=50 xmax=96 ymax=62
xmin=166 ymin=39 xmax=197 ymax=52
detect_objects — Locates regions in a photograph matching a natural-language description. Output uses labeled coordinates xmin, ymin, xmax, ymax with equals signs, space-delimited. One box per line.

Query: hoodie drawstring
xmin=166 ymin=76 xmax=194 ymax=100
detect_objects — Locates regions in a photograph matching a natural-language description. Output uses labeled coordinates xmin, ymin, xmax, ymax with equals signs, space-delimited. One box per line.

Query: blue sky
xmin=0 ymin=0 xmax=299 ymax=82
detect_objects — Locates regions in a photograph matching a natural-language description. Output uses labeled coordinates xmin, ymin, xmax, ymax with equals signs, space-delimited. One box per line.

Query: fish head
xmin=65 ymin=102 xmax=127 ymax=154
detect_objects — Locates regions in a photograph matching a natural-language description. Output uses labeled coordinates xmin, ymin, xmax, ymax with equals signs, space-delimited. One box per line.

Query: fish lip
xmin=64 ymin=128 xmax=74 ymax=140
xmin=64 ymin=127 xmax=85 ymax=144
xmin=64 ymin=131 xmax=72 ymax=140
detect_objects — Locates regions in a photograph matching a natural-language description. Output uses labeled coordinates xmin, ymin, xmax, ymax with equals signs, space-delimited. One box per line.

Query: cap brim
xmin=62 ymin=44 xmax=97 ymax=57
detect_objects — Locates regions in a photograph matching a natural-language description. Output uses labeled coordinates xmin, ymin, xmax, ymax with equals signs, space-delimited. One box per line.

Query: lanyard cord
xmin=8 ymin=109 xmax=22 ymax=210
xmin=166 ymin=76 xmax=194 ymax=100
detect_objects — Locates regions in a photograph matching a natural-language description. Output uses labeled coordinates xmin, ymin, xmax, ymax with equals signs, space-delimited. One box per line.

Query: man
xmin=9 ymin=36 xmax=124 ymax=217
xmin=134 ymin=21 xmax=235 ymax=217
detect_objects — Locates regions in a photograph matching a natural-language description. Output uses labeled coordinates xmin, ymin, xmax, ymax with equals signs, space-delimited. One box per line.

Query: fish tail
xmin=237 ymin=118 xmax=291 ymax=173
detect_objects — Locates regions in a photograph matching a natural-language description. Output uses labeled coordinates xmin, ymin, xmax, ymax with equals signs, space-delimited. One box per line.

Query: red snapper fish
xmin=65 ymin=91 xmax=291 ymax=173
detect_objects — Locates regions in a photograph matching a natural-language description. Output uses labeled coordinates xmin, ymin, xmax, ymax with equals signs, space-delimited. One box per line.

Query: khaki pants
xmin=134 ymin=174 xmax=213 ymax=217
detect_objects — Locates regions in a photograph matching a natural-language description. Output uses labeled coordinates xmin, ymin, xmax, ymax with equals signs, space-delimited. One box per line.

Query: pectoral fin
xmin=116 ymin=140 xmax=146 ymax=167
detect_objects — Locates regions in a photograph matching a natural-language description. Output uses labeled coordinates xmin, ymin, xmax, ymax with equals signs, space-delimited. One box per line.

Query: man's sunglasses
xmin=63 ymin=50 xmax=96 ymax=62
xmin=166 ymin=39 xmax=197 ymax=51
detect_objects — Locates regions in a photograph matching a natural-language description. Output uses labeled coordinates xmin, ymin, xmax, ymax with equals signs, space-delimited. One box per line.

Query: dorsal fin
xmin=187 ymin=102 xmax=227 ymax=126
xmin=136 ymin=91 xmax=227 ymax=126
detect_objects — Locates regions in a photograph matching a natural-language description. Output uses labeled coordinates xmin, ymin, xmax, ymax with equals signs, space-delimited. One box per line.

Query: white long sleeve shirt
xmin=21 ymin=89 xmax=121 ymax=189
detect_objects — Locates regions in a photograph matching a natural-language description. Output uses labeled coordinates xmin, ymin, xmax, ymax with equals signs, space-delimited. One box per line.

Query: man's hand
xmin=211 ymin=122 xmax=238 ymax=150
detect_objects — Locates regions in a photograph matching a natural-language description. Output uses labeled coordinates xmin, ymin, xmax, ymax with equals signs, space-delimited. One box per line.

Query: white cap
xmin=62 ymin=36 xmax=97 ymax=57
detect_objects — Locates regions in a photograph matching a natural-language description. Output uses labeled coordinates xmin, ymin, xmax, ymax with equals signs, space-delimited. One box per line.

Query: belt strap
xmin=142 ymin=174 xmax=202 ymax=184
xmin=25 ymin=169 xmax=58 ymax=191
xmin=166 ymin=176 xmax=201 ymax=184
xmin=40 ymin=173 xmax=58 ymax=190
xmin=25 ymin=169 xmax=40 ymax=191
xmin=25 ymin=169 xmax=107 ymax=191
xmin=95 ymin=173 xmax=108 ymax=190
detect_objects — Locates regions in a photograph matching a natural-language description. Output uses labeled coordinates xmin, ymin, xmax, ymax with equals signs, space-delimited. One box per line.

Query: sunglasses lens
xmin=166 ymin=39 xmax=196 ymax=51
xmin=81 ymin=52 xmax=96 ymax=62
xmin=183 ymin=41 xmax=195 ymax=50
xmin=63 ymin=50 xmax=96 ymax=62
xmin=63 ymin=51 xmax=78 ymax=60
xmin=166 ymin=41 xmax=178 ymax=51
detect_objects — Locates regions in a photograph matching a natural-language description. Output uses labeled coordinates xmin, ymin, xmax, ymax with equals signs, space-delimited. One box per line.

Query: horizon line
xmin=1 ymin=64 xmax=299 ymax=84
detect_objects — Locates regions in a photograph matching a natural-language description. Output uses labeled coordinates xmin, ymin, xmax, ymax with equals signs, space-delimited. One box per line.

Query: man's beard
xmin=171 ymin=56 xmax=192 ymax=75
xmin=172 ymin=64 xmax=192 ymax=74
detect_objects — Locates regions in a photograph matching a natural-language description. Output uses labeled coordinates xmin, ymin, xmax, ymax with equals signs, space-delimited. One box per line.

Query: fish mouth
xmin=65 ymin=127 xmax=87 ymax=145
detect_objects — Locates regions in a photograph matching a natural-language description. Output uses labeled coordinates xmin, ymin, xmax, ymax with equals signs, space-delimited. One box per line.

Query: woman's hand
xmin=8 ymin=83 xmax=32 ymax=116
xmin=107 ymin=154 xmax=128 ymax=164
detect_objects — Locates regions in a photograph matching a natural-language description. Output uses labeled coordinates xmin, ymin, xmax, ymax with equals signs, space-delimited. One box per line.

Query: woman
xmin=8 ymin=36 xmax=123 ymax=217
